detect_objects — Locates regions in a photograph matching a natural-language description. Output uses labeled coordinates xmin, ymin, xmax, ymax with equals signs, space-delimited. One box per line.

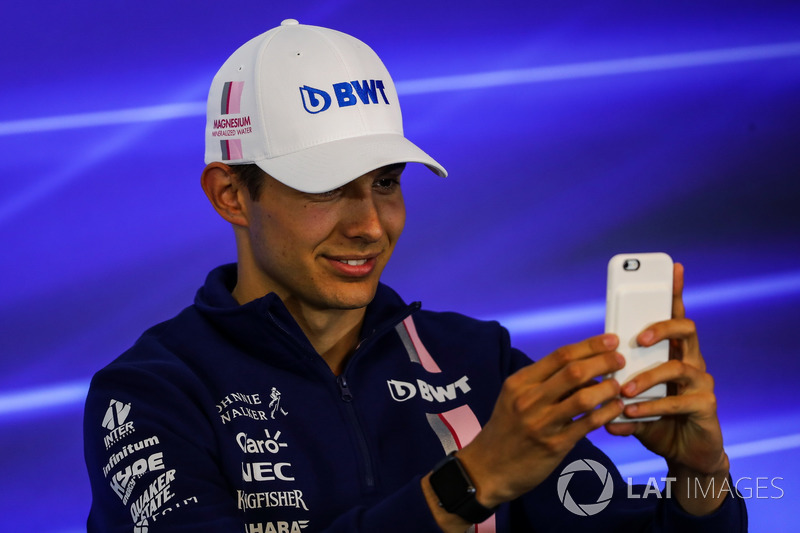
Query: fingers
xmin=524 ymin=333 xmax=619 ymax=384
xmin=564 ymin=396 xmax=625 ymax=441
xmin=673 ymin=262 xmax=686 ymax=319
xmin=509 ymin=378 xmax=624 ymax=464
xmin=621 ymin=359 xmax=712 ymax=397
xmin=623 ymin=390 xmax=717 ymax=422
xmin=618 ymin=359 xmax=715 ymax=418
xmin=510 ymin=355 xmax=625 ymax=432
xmin=637 ymin=316 xmax=697 ymax=347
xmin=556 ymin=376 xmax=621 ymax=419
xmin=509 ymin=334 xmax=624 ymax=412
xmin=605 ymin=420 xmax=637 ymax=436
xmin=497 ymin=334 xmax=630 ymax=454
xmin=514 ymin=378 xmax=623 ymax=430
xmin=465 ymin=335 xmax=633 ymax=503
xmin=545 ymin=352 xmax=624 ymax=406
xmin=637 ymin=316 xmax=703 ymax=368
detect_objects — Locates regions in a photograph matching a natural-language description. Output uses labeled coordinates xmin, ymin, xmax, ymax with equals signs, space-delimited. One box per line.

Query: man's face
xmin=240 ymin=164 xmax=406 ymax=312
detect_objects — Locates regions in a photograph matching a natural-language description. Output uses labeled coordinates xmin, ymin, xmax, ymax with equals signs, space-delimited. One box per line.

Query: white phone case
xmin=605 ymin=252 xmax=673 ymax=423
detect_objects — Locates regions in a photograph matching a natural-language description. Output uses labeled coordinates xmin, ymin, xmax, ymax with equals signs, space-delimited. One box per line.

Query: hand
xmin=605 ymin=263 xmax=730 ymax=514
xmin=456 ymin=333 xmax=626 ymax=507
xmin=423 ymin=333 xmax=626 ymax=531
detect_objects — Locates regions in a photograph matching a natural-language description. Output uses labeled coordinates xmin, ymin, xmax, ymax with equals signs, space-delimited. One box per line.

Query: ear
xmin=201 ymin=162 xmax=249 ymax=227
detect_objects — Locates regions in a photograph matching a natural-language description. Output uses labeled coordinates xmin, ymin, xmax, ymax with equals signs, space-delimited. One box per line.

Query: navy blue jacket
xmin=84 ymin=264 xmax=746 ymax=532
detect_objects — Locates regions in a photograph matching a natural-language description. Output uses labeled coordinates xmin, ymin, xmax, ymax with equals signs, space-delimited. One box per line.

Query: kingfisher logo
xmin=300 ymin=79 xmax=390 ymax=114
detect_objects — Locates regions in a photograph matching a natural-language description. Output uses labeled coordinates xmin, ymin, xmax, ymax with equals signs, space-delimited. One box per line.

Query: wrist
xmin=668 ymin=450 xmax=730 ymax=479
xmin=668 ymin=452 xmax=731 ymax=516
xmin=453 ymin=445 xmax=513 ymax=509
xmin=428 ymin=452 xmax=498 ymax=524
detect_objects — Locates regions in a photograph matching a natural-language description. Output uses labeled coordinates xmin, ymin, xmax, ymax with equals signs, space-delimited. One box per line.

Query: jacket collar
xmin=193 ymin=263 xmax=418 ymax=362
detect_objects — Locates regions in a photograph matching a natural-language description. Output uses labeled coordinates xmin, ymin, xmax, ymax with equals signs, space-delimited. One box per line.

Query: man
xmin=84 ymin=19 xmax=747 ymax=532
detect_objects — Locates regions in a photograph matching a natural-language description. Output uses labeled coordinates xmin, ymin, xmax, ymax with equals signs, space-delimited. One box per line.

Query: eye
xmin=373 ymin=177 xmax=400 ymax=193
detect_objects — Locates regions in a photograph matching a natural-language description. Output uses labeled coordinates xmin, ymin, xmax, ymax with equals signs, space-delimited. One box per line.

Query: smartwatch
xmin=429 ymin=452 xmax=497 ymax=524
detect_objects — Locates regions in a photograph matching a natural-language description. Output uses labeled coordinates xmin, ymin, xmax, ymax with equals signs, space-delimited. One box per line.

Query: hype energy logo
xmin=300 ymin=79 xmax=390 ymax=114
xmin=557 ymin=459 xmax=614 ymax=516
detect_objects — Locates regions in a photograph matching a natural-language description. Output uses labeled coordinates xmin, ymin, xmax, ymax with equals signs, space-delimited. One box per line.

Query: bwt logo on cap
xmin=300 ymin=79 xmax=390 ymax=114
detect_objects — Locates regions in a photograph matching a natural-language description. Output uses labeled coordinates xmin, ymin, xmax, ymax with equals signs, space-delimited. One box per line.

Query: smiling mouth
xmin=336 ymin=259 xmax=368 ymax=266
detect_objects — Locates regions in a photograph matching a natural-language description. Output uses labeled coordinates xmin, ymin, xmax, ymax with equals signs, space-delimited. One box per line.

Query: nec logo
xmin=300 ymin=79 xmax=390 ymax=114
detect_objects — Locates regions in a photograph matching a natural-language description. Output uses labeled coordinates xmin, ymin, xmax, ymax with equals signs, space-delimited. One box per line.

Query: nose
xmin=340 ymin=189 xmax=384 ymax=243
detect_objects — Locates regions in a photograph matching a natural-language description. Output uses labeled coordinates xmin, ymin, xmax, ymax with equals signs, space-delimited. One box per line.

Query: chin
xmin=325 ymin=282 xmax=379 ymax=310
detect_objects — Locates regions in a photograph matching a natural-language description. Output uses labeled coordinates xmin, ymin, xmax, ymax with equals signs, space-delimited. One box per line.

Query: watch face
xmin=430 ymin=456 xmax=474 ymax=511
xmin=430 ymin=455 xmax=496 ymax=524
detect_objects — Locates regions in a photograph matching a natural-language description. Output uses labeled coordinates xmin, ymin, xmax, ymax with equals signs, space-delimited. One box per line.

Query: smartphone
xmin=605 ymin=252 xmax=673 ymax=423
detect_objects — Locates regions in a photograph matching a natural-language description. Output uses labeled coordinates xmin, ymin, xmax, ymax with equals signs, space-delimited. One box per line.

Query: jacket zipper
xmin=266 ymin=304 xmax=420 ymax=492
xmin=333 ymin=304 xmax=421 ymax=491
xmin=337 ymin=374 xmax=376 ymax=490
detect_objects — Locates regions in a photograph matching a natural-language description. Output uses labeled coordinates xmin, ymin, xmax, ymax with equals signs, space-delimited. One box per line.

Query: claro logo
xmin=387 ymin=376 xmax=471 ymax=403
xmin=300 ymin=79 xmax=390 ymax=114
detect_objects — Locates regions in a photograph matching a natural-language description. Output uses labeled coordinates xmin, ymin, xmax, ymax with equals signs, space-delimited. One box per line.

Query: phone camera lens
xmin=623 ymin=259 xmax=640 ymax=271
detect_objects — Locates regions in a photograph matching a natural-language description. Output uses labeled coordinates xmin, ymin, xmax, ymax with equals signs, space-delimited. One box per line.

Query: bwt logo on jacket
xmin=300 ymin=79 xmax=390 ymax=114
xmin=387 ymin=376 xmax=471 ymax=403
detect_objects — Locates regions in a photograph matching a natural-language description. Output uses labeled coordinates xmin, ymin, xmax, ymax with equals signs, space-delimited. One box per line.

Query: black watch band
xmin=429 ymin=452 xmax=497 ymax=524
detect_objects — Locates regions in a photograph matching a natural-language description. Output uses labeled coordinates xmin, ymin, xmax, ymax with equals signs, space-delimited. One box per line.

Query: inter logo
xmin=102 ymin=399 xmax=131 ymax=430
xmin=300 ymin=79 xmax=390 ymax=114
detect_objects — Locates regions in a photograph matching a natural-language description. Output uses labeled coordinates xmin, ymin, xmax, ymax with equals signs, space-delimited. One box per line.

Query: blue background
xmin=1 ymin=1 xmax=798 ymax=530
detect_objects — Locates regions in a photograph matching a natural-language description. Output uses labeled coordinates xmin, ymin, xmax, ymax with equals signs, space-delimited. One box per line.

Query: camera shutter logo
xmin=557 ymin=459 xmax=614 ymax=516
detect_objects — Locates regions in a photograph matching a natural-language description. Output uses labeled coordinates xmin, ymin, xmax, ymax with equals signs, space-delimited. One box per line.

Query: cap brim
xmin=253 ymin=133 xmax=447 ymax=193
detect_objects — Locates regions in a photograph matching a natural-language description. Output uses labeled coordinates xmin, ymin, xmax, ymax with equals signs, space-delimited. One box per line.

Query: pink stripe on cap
xmin=227 ymin=139 xmax=243 ymax=160
xmin=226 ymin=81 xmax=244 ymax=115
xmin=402 ymin=316 xmax=442 ymax=373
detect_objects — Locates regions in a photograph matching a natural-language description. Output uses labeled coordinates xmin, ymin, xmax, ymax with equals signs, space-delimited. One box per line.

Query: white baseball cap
xmin=204 ymin=19 xmax=447 ymax=193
